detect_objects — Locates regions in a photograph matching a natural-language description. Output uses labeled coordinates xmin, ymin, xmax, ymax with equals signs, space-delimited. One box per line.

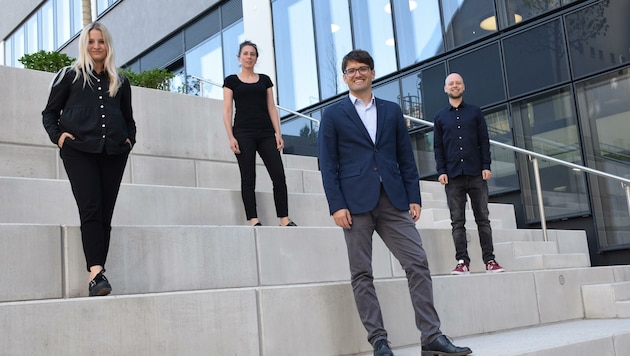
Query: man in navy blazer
xmin=319 ymin=50 xmax=471 ymax=356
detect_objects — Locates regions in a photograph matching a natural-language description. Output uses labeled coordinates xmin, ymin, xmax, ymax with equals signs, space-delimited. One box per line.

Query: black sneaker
xmin=373 ymin=339 xmax=394 ymax=356
xmin=88 ymin=270 xmax=112 ymax=297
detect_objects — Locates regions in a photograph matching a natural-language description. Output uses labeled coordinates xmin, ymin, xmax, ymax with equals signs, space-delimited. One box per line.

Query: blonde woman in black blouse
xmin=223 ymin=41 xmax=296 ymax=227
xmin=42 ymin=22 xmax=136 ymax=297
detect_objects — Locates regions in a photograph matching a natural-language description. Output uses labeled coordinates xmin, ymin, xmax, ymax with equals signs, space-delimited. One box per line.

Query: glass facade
xmin=269 ymin=0 xmax=629 ymax=254
xmin=3 ymin=0 xmax=118 ymax=67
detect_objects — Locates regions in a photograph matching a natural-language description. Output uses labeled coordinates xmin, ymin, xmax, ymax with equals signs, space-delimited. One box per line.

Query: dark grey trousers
xmin=342 ymin=188 xmax=442 ymax=346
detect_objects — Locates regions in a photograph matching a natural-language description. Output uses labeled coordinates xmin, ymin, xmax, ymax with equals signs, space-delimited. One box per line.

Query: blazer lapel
xmin=375 ymin=99 xmax=387 ymax=146
xmin=341 ymin=98 xmax=373 ymax=144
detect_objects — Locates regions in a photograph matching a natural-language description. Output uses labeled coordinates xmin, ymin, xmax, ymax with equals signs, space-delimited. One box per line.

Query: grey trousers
xmin=343 ymin=188 xmax=442 ymax=346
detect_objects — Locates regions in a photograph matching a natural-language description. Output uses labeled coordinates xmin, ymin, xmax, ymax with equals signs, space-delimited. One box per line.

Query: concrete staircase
xmin=1 ymin=65 xmax=629 ymax=355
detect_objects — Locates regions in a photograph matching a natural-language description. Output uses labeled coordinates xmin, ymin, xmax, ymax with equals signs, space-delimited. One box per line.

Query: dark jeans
xmin=234 ymin=129 xmax=288 ymax=220
xmin=445 ymin=175 xmax=495 ymax=264
xmin=61 ymin=145 xmax=129 ymax=271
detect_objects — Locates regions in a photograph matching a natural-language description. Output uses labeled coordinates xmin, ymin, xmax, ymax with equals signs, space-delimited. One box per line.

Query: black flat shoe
xmin=253 ymin=222 xmax=262 ymax=226
xmin=282 ymin=221 xmax=297 ymax=226
xmin=88 ymin=270 xmax=112 ymax=297
xmin=421 ymin=335 xmax=471 ymax=355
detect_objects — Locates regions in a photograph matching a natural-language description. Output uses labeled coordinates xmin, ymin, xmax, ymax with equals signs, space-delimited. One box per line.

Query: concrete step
xmin=368 ymin=319 xmax=630 ymax=356
xmin=0 ymin=224 xmax=593 ymax=301
xmin=583 ymin=281 xmax=630 ymax=318
xmin=2 ymin=267 xmax=628 ymax=356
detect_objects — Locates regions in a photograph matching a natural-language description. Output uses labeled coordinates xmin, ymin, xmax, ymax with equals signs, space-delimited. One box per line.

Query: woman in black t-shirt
xmin=222 ymin=41 xmax=296 ymax=227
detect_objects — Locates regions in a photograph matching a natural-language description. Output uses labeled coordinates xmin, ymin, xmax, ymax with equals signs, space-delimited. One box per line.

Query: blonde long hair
xmin=72 ymin=22 xmax=121 ymax=97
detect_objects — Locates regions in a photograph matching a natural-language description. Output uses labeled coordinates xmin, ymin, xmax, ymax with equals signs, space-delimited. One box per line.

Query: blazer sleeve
xmin=318 ymin=106 xmax=347 ymax=215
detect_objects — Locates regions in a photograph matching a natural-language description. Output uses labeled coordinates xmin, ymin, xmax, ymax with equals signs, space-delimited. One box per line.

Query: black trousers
xmin=60 ymin=145 xmax=129 ymax=271
xmin=234 ymin=129 xmax=288 ymax=220
xmin=445 ymin=174 xmax=495 ymax=264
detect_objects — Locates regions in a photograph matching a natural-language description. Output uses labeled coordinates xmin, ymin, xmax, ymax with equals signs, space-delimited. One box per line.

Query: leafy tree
xmin=18 ymin=50 xmax=75 ymax=73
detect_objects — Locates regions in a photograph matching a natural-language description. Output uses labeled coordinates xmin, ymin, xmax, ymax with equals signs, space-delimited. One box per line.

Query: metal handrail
xmin=190 ymin=74 xmax=630 ymax=240
xmin=404 ymin=115 xmax=630 ymax=241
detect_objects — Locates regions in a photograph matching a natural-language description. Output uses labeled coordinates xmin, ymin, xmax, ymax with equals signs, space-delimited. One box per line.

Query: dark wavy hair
xmin=341 ymin=49 xmax=374 ymax=73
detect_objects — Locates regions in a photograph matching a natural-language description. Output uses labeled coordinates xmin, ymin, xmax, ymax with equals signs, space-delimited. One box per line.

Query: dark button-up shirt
xmin=42 ymin=68 xmax=136 ymax=154
xmin=433 ymin=101 xmax=491 ymax=178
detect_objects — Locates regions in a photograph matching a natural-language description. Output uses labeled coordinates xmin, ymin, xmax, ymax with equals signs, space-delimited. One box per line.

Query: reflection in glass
xmin=484 ymin=107 xmax=518 ymax=194
xmin=512 ymin=87 xmax=589 ymax=221
xmin=313 ymin=0 xmax=352 ymax=100
xmin=13 ymin=27 xmax=25 ymax=68
xmin=280 ymin=109 xmax=320 ymax=157
xmin=186 ymin=35 xmax=224 ymax=100
xmin=41 ymin=2 xmax=54 ymax=51
xmin=272 ymin=0 xmax=319 ymax=109
xmin=441 ymin=0 xmax=496 ymax=50
xmin=447 ymin=43 xmax=505 ymax=107
xmin=222 ymin=20 xmax=245 ymax=79
xmin=400 ymin=71 xmax=424 ymax=127
xmin=503 ymin=19 xmax=569 ymax=97
xmin=350 ymin=0 xmax=397 ymax=76
xmin=576 ymin=69 xmax=630 ymax=248
xmin=566 ymin=0 xmax=624 ymax=78
xmin=71 ymin=0 xmax=82 ymax=34
xmin=501 ymin=0 xmax=561 ymax=27
xmin=393 ymin=0 xmax=443 ymax=67
xmin=56 ymin=0 xmax=71 ymax=46
xmin=25 ymin=17 xmax=38 ymax=55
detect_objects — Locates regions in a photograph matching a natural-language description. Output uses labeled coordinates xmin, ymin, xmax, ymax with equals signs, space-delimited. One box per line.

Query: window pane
xmin=503 ymin=19 xmax=569 ymax=97
xmin=576 ymin=69 xmax=630 ymax=249
xmin=41 ymin=2 xmax=55 ymax=51
xmin=484 ymin=107 xmax=518 ymax=194
xmin=97 ymin=0 xmax=107 ymax=15
xmin=566 ymin=1 xmax=628 ymax=78
xmin=511 ymin=87 xmax=589 ymax=221
xmin=313 ymin=0 xmax=352 ymax=100
xmin=350 ymin=0 xmax=397 ymax=76
xmin=221 ymin=20 xmax=244 ymax=80
xmin=373 ymin=80 xmax=400 ymax=105
xmin=420 ymin=62 xmax=447 ymax=123
xmin=56 ymin=0 xmax=72 ymax=46
xmin=401 ymin=71 xmax=424 ymax=124
xmin=26 ymin=17 xmax=38 ymax=54
xmin=5 ymin=37 xmax=14 ymax=67
xmin=501 ymin=0 xmax=561 ymax=27
xmin=394 ymin=0 xmax=443 ymax=67
xmin=72 ymin=0 xmax=83 ymax=34
xmin=272 ymin=0 xmax=319 ymax=109
xmin=186 ymin=35 xmax=224 ymax=100
xmin=441 ymin=0 xmax=496 ymax=50
xmin=447 ymin=43 xmax=505 ymax=107
xmin=14 ymin=27 xmax=25 ymax=68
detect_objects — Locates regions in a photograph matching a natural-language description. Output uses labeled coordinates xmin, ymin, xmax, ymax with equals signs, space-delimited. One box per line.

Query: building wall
xmin=0 ymin=0 xmax=43 ymax=38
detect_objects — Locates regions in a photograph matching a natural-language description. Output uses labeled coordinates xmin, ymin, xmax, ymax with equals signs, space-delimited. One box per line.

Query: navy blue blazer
xmin=318 ymin=97 xmax=421 ymax=215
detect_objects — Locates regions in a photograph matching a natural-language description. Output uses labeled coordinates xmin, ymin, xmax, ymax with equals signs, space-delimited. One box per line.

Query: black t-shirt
xmin=223 ymin=73 xmax=274 ymax=132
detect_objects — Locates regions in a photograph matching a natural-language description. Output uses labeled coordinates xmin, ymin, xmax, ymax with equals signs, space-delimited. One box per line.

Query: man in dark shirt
xmin=433 ymin=73 xmax=505 ymax=275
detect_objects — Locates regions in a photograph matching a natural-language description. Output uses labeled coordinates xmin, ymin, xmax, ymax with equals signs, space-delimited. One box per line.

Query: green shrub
xmin=120 ymin=67 xmax=174 ymax=91
xmin=18 ymin=50 xmax=75 ymax=73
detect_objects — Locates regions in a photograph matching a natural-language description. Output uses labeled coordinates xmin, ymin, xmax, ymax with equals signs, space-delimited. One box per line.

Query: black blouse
xmin=42 ymin=68 xmax=136 ymax=155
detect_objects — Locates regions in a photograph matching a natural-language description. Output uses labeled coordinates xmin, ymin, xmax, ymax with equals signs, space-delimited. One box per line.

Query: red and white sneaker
xmin=451 ymin=260 xmax=470 ymax=275
xmin=485 ymin=260 xmax=505 ymax=273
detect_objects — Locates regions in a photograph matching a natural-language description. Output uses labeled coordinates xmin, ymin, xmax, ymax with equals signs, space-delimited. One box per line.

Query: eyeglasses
xmin=343 ymin=66 xmax=371 ymax=76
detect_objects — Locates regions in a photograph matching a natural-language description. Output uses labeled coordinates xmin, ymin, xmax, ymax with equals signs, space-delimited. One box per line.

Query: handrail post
xmin=530 ymin=156 xmax=548 ymax=241
xmin=624 ymin=182 xmax=630 ymax=218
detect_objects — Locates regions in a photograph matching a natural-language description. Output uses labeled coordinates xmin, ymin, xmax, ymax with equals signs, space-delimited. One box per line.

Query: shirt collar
xmin=449 ymin=100 xmax=466 ymax=111
xmin=349 ymin=93 xmax=375 ymax=106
